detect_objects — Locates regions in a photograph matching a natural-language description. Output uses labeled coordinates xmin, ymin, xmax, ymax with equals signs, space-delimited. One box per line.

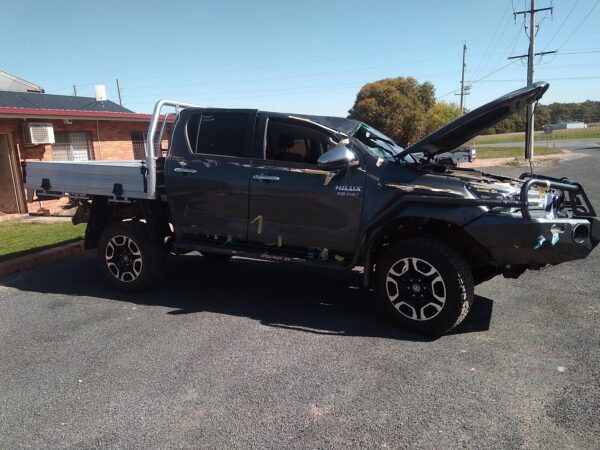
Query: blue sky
xmin=2 ymin=0 xmax=599 ymax=115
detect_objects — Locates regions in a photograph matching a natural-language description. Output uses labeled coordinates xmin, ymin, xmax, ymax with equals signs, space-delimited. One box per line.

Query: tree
xmin=424 ymin=102 xmax=462 ymax=135
xmin=481 ymin=100 xmax=600 ymax=134
xmin=350 ymin=76 xmax=600 ymax=138
xmin=348 ymin=77 xmax=436 ymax=146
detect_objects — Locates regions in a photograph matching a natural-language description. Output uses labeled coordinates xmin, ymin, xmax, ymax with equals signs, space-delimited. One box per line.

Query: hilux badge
xmin=335 ymin=185 xmax=362 ymax=197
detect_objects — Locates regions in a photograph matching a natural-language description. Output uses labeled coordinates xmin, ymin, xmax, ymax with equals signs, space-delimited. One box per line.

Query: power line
xmin=542 ymin=0 xmax=580 ymax=51
xmin=119 ymin=41 xmax=504 ymax=84
xmin=473 ymin=76 xmax=600 ymax=82
xmin=559 ymin=49 xmax=600 ymax=55
xmin=120 ymin=51 xmax=518 ymax=92
xmin=436 ymin=85 xmax=462 ymax=100
xmin=121 ymin=63 xmax=477 ymax=100
xmin=437 ymin=61 xmax=516 ymax=99
xmin=473 ymin=62 xmax=517 ymax=84
xmin=508 ymin=0 xmax=555 ymax=161
xmin=484 ymin=13 xmax=525 ymax=77
xmin=506 ymin=19 xmax=527 ymax=59
xmin=124 ymin=83 xmax=369 ymax=105
xmin=556 ymin=0 xmax=600 ymax=50
xmin=115 ymin=54 xmax=464 ymax=91
xmin=472 ymin=0 xmax=513 ymax=80
xmin=481 ymin=7 xmax=513 ymax=72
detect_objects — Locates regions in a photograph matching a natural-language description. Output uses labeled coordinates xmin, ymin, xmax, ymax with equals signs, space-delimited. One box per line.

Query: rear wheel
xmin=97 ymin=221 xmax=165 ymax=292
xmin=375 ymin=238 xmax=474 ymax=335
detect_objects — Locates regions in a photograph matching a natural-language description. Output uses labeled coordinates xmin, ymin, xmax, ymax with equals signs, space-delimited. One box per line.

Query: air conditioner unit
xmin=23 ymin=122 xmax=55 ymax=145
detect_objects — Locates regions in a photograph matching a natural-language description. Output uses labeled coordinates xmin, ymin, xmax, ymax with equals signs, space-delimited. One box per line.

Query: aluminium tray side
xmin=23 ymin=160 xmax=155 ymax=200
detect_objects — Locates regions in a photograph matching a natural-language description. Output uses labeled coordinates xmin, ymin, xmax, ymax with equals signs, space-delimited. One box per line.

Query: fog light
xmin=572 ymin=224 xmax=589 ymax=244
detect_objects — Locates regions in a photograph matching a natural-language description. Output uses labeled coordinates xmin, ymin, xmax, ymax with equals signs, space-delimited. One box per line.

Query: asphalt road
xmin=1 ymin=146 xmax=599 ymax=449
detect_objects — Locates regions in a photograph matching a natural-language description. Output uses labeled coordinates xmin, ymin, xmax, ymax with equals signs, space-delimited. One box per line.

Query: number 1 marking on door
xmin=251 ymin=215 xmax=264 ymax=234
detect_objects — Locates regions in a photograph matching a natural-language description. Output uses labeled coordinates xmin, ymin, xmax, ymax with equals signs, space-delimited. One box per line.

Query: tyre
xmin=201 ymin=252 xmax=232 ymax=262
xmin=375 ymin=238 xmax=474 ymax=335
xmin=97 ymin=221 xmax=165 ymax=292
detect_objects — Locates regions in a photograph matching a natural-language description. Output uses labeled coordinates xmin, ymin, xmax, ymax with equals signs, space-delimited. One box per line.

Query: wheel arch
xmin=83 ymin=197 xmax=171 ymax=250
xmin=362 ymin=214 xmax=494 ymax=287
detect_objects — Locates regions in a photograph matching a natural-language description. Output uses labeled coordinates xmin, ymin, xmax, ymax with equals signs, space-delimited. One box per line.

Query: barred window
xmin=131 ymin=131 xmax=167 ymax=159
xmin=131 ymin=132 xmax=146 ymax=160
xmin=51 ymin=132 xmax=92 ymax=161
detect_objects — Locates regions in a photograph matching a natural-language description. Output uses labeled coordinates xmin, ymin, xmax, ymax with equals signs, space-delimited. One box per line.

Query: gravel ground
xmin=1 ymin=146 xmax=599 ymax=449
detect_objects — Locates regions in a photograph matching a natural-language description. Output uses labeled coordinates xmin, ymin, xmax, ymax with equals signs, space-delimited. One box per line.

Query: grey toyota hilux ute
xmin=24 ymin=81 xmax=599 ymax=334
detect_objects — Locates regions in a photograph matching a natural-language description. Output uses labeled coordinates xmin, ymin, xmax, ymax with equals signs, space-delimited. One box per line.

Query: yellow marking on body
xmin=319 ymin=248 xmax=329 ymax=260
xmin=251 ymin=215 xmax=264 ymax=234
xmin=323 ymin=172 xmax=335 ymax=186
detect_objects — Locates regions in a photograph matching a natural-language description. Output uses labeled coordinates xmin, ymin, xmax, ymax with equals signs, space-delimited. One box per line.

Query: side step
xmin=173 ymin=239 xmax=354 ymax=270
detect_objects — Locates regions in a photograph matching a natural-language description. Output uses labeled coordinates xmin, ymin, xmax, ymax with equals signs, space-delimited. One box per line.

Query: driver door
xmin=247 ymin=117 xmax=365 ymax=261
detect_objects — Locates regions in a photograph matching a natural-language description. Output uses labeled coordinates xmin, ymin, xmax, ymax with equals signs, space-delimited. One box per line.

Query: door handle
xmin=174 ymin=167 xmax=197 ymax=174
xmin=253 ymin=174 xmax=280 ymax=182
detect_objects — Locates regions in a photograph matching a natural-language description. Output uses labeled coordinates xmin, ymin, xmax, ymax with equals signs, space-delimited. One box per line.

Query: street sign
xmin=543 ymin=124 xmax=553 ymax=135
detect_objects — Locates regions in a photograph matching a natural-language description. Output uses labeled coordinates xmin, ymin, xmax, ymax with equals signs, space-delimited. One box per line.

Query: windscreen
xmin=353 ymin=124 xmax=415 ymax=162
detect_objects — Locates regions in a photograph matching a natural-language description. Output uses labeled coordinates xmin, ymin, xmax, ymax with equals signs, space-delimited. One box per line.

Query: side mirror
xmin=317 ymin=144 xmax=359 ymax=170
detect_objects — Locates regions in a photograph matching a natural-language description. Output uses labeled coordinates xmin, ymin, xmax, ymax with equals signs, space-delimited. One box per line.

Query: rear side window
xmin=186 ymin=112 xmax=249 ymax=157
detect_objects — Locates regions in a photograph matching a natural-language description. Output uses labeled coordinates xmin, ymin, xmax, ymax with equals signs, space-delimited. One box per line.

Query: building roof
xmin=0 ymin=70 xmax=44 ymax=93
xmin=0 ymin=90 xmax=132 ymax=113
xmin=0 ymin=90 xmax=152 ymax=121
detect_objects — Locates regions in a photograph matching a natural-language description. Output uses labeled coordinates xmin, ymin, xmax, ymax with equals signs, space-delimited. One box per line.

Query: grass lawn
xmin=477 ymin=146 xmax=561 ymax=159
xmin=0 ymin=221 xmax=85 ymax=262
xmin=474 ymin=127 xmax=600 ymax=144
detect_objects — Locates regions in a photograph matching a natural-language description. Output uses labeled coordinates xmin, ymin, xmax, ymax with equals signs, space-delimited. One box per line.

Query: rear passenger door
xmin=165 ymin=109 xmax=256 ymax=244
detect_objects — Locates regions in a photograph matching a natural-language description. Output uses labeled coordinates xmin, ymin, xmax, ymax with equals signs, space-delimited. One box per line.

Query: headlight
xmin=467 ymin=182 xmax=563 ymax=218
xmin=466 ymin=182 xmax=519 ymax=201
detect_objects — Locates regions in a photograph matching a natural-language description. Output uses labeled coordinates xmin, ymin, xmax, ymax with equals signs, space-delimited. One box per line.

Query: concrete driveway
xmin=1 ymin=148 xmax=599 ymax=449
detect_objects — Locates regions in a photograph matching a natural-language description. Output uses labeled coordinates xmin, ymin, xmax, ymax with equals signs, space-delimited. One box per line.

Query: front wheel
xmin=97 ymin=221 xmax=165 ymax=292
xmin=375 ymin=238 xmax=474 ymax=335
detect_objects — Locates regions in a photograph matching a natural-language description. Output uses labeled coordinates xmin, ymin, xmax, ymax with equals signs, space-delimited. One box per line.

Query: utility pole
xmin=72 ymin=85 xmax=77 ymax=96
xmin=116 ymin=78 xmax=123 ymax=106
xmin=508 ymin=0 xmax=555 ymax=161
xmin=455 ymin=43 xmax=470 ymax=114
xmin=459 ymin=43 xmax=467 ymax=113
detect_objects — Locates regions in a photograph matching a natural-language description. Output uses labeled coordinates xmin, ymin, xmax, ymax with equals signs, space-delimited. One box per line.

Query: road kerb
xmin=0 ymin=241 xmax=86 ymax=277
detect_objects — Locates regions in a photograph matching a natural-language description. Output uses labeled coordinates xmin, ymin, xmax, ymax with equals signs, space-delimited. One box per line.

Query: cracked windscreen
xmin=352 ymin=124 xmax=415 ymax=163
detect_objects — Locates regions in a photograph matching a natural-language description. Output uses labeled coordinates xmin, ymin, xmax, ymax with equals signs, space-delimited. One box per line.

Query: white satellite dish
xmin=94 ymin=84 xmax=107 ymax=102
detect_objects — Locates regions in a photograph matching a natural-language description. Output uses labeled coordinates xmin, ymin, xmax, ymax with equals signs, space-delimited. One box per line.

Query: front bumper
xmin=465 ymin=215 xmax=599 ymax=265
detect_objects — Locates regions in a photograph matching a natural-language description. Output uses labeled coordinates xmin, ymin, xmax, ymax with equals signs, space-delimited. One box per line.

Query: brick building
xmin=0 ymin=90 xmax=154 ymax=214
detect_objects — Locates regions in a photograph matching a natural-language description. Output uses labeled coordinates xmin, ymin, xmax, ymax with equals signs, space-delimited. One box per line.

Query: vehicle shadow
xmin=1 ymin=253 xmax=493 ymax=341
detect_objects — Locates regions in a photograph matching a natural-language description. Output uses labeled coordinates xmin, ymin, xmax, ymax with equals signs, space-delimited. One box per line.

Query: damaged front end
xmin=464 ymin=172 xmax=599 ymax=276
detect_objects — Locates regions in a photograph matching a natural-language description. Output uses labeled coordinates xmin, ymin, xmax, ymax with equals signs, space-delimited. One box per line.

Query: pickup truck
xmin=23 ymin=82 xmax=599 ymax=335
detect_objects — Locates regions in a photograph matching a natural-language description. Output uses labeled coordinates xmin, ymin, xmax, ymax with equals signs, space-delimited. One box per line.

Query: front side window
xmin=265 ymin=119 xmax=335 ymax=165
xmin=186 ymin=112 xmax=249 ymax=157
xmin=51 ymin=132 xmax=92 ymax=161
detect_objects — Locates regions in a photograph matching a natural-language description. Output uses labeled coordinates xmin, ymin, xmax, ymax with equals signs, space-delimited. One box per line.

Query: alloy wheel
xmin=385 ymin=257 xmax=447 ymax=321
xmin=105 ymin=235 xmax=143 ymax=282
